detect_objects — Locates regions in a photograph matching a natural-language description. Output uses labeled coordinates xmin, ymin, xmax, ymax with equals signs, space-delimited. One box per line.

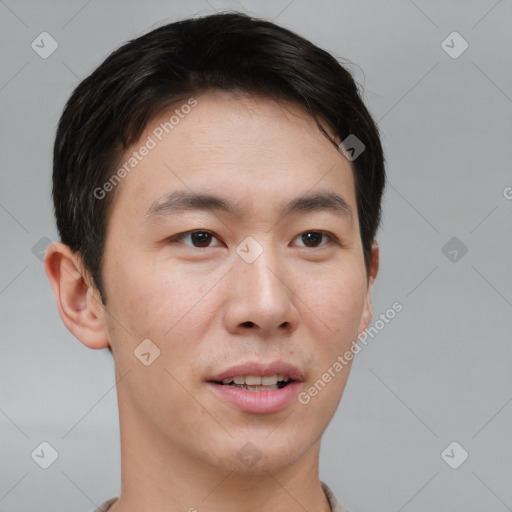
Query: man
xmin=45 ymin=12 xmax=385 ymax=512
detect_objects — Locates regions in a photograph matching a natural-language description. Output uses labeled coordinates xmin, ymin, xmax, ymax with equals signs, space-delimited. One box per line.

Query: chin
xmin=205 ymin=434 xmax=315 ymax=476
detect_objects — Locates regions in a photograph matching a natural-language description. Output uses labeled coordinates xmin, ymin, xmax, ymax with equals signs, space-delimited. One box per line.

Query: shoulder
xmin=88 ymin=497 xmax=118 ymax=512
xmin=321 ymin=481 xmax=352 ymax=512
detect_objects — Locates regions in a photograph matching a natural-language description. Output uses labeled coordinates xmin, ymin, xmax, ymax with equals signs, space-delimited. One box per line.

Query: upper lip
xmin=207 ymin=361 xmax=305 ymax=383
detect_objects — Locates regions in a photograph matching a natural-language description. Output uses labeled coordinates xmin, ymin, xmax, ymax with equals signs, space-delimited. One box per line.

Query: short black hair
xmin=53 ymin=11 xmax=386 ymax=307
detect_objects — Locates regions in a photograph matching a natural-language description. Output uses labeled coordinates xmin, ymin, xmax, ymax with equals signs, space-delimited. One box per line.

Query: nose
xmin=223 ymin=241 xmax=300 ymax=337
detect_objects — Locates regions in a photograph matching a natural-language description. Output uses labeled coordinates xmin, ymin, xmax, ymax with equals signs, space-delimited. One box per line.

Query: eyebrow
xmin=145 ymin=189 xmax=353 ymax=220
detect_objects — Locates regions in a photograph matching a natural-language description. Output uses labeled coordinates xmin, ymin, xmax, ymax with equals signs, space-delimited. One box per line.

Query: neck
xmin=109 ymin=392 xmax=331 ymax=512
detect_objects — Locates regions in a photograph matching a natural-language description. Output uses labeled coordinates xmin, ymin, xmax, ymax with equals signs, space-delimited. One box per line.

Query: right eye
xmin=167 ymin=230 xmax=223 ymax=248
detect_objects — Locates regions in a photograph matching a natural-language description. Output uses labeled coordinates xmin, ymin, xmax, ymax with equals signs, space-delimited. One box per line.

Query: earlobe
xmin=367 ymin=241 xmax=380 ymax=289
xmin=44 ymin=242 xmax=110 ymax=350
xmin=357 ymin=242 xmax=380 ymax=336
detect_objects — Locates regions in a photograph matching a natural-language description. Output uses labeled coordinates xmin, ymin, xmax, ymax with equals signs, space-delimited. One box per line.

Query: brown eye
xmin=295 ymin=231 xmax=334 ymax=248
xmin=302 ymin=232 xmax=322 ymax=247
xmin=190 ymin=231 xmax=213 ymax=247
xmin=169 ymin=230 xmax=221 ymax=248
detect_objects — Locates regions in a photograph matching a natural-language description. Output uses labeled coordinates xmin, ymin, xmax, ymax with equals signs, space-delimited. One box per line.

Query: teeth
xmin=243 ymin=384 xmax=279 ymax=391
xmin=220 ymin=375 xmax=290 ymax=385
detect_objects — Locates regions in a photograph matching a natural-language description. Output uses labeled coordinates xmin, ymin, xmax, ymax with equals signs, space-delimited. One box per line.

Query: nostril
xmin=241 ymin=321 xmax=255 ymax=328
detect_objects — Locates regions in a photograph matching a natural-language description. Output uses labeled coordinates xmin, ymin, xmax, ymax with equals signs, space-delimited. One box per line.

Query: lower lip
xmin=207 ymin=381 xmax=302 ymax=414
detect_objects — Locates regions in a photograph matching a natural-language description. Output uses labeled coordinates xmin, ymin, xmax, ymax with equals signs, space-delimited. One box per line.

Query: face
xmin=99 ymin=90 xmax=376 ymax=474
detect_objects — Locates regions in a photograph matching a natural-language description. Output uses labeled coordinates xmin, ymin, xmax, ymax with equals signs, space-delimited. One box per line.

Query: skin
xmin=45 ymin=90 xmax=378 ymax=512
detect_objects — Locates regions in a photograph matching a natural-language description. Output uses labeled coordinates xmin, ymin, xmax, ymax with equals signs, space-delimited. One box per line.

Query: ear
xmin=357 ymin=242 xmax=379 ymax=337
xmin=44 ymin=242 xmax=110 ymax=350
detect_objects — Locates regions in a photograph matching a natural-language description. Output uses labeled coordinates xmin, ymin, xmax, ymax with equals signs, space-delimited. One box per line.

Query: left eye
xmin=293 ymin=231 xmax=334 ymax=248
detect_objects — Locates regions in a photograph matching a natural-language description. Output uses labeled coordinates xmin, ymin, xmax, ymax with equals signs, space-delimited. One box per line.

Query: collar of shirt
xmin=90 ymin=480 xmax=350 ymax=512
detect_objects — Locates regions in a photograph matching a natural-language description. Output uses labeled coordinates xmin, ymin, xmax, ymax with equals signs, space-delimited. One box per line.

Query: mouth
xmin=206 ymin=362 xmax=304 ymax=414
xmin=211 ymin=375 xmax=294 ymax=391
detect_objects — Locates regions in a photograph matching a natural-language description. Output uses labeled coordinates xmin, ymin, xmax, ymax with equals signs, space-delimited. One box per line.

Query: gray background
xmin=1 ymin=0 xmax=511 ymax=511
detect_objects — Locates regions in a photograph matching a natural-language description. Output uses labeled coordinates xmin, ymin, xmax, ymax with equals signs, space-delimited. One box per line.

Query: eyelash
xmin=167 ymin=230 xmax=339 ymax=249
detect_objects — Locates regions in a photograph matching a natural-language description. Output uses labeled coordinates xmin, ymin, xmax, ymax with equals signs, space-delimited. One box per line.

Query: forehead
xmin=109 ymin=91 xmax=356 ymax=221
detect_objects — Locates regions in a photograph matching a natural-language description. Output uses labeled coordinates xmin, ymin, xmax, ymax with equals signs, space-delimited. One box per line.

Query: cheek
xmin=296 ymin=266 xmax=365 ymax=423
xmin=103 ymin=252 xmax=218 ymax=347
xmin=297 ymin=262 xmax=367 ymax=343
